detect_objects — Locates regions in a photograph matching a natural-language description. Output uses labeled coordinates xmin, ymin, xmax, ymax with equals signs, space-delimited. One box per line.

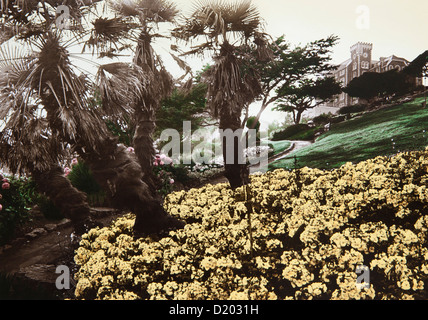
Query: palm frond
xmin=83 ymin=16 xmax=136 ymax=56
xmin=173 ymin=0 xmax=260 ymax=50
xmin=96 ymin=62 xmax=148 ymax=114
xmin=109 ymin=0 xmax=178 ymax=23
xmin=203 ymin=42 xmax=262 ymax=118
xmin=0 ymin=116 xmax=66 ymax=174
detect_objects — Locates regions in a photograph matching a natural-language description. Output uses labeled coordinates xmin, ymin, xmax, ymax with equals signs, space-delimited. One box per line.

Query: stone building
xmin=328 ymin=42 xmax=413 ymax=108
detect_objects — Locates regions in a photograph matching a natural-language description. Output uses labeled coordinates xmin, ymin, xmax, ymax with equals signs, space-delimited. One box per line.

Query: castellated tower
xmin=350 ymin=42 xmax=373 ymax=78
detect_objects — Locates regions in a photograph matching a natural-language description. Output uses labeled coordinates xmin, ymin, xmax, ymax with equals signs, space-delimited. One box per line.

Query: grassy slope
xmin=267 ymin=140 xmax=292 ymax=155
xmin=269 ymin=97 xmax=428 ymax=170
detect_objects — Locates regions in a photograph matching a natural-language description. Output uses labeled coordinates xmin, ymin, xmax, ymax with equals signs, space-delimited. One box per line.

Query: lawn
xmin=266 ymin=139 xmax=292 ymax=155
xmin=269 ymin=97 xmax=428 ymax=170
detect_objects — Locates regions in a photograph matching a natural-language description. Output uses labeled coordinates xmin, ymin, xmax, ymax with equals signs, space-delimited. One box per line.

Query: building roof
xmin=337 ymin=58 xmax=352 ymax=69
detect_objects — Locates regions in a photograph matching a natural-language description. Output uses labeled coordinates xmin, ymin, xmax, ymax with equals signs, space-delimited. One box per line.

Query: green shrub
xmin=67 ymin=160 xmax=107 ymax=207
xmin=271 ymin=124 xmax=309 ymax=141
xmin=312 ymin=113 xmax=333 ymax=126
xmin=74 ymin=148 xmax=428 ymax=300
xmin=246 ymin=116 xmax=261 ymax=131
xmin=271 ymin=124 xmax=317 ymax=141
xmin=0 ymin=176 xmax=33 ymax=245
xmin=338 ymin=104 xmax=367 ymax=115
xmin=36 ymin=194 xmax=64 ymax=221
xmin=67 ymin=161 xmax=102 ymax=195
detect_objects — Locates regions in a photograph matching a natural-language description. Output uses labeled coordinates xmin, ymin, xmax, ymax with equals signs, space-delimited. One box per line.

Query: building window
xmin=339 ymin=69 xmax=345 ymax=76
xmin=353 ymin=71 xmax=357 ymax=78
xmin=389 ymin=65 xmax=394 ymax=70
xmin=353 ymin=62 xmax=357 ymax=70
xmin=361 ymin=61 xmax=369 ymax=69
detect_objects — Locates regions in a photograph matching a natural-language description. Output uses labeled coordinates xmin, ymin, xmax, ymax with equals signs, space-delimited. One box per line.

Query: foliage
xmin=247 ymin=35 xmax=342 ymax=125
xmin=271 ymin=124 xmax=314 ymax=141
xmin=155 ymin=82 xmax=208 ymax=139
xmin=275 ymin=76 xmax=342 ymax=124
xmin=312 ymin=113 xmax=334 ymax=126
xmin=338 ymin=104 xmax=368 ymax=115
xmin=66 ymin=160 xmax=107 ymax=207
xmin=105 ymin=117 xmax=135 ymax=147
xmin=35 ymin=194 xmax=64 ymax=221
xmin=246 ymin=116 xmax=261 ymax=131
xmin=0 ymin=175 xmax=32 ymax=244
xmin=402 ymin=50 xmax=428 ymax=78
xmin=75 ymin=148 xmax=428 ymax=300
xmin=344 ymin=70 xmax=411 ymax=102
xmin=152 ymin=155 xmax=179 ymax=198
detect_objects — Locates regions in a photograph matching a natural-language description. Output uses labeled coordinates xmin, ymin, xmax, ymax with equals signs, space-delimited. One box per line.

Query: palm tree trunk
xmin=219 ymin=113 xmax=250 ymax=190
xmin=80 ymin=136 xmax=184 ymax=237
xmin=133 ymin=108 xmax=160 ymax=193
xmin=31 ymin=165 xmax=94 ymax=234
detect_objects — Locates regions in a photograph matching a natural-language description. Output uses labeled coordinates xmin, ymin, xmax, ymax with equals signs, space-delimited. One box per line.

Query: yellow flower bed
xmin=74 ymin=149 xmax=428 ymax=300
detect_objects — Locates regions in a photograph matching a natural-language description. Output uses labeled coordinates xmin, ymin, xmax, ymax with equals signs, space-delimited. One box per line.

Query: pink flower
xmin=127 ymin=147 xmax=135 ymax=153
xmin=153 ymin=162 xmax=159 ymax=166
xmin=2 ymin=182 xmax=10 ymax=190
xmin=71 ymin=158 xmax=78 ymax=166
xmin=169 ymin=179 xmax=175 ymax=184
xmin=0 ymin=204 xmax=2 ymax=211
xmin=2 ymin=178 xmax=8 ymax=183
xmin=64 ymin=167 xmax=71 ymax=177
xmin=159 ymin=161 xmax=164 ymax=166
xmin=0 ymin=193 xmax=2 ymax=199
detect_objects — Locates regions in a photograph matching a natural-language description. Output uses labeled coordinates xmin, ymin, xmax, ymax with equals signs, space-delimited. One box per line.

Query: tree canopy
xmin=244 ymin=35 xmax=342 ymax=126
xmin=344 ymin=69 xmax=411 ymax=102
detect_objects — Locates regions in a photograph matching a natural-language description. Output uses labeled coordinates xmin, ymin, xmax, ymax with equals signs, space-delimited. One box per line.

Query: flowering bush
xmin=186 ymin=163 xmax=224 ymax=184
xmin=74 ymin=148 xmax=428 ymax=300
xmin=0 ymin=174 xmax=34 ymax=245
xmin=152 ymin=154 xmax=177 ymax=197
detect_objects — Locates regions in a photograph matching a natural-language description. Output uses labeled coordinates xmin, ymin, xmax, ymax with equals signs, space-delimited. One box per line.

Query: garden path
xmin=0 ymin=208 xmax=123 ymax=297
xmin=208 ymin=140 xmax=313 ymax=185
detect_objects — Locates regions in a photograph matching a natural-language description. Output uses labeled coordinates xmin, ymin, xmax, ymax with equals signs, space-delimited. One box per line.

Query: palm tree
xmin=0 ymin=1 xmax=184 ymax=236
xmin=87 ymin=0 xmax=179 ymax=192
xmin=172 ymin=0 xmax=272 ymax=189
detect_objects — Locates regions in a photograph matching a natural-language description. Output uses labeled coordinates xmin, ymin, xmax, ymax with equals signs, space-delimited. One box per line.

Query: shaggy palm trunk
xmin=80 ymin=136 xmax=184 ymax=237
xmin=131 ymin=31 xmax=167 ymax=195
xmin=220 ymin=112 xmax=250 ymax=190
xmin=31 ymin=165 xmax=94 ymax=234
xmin=133 ymin=108 xmax=160 ymax=193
